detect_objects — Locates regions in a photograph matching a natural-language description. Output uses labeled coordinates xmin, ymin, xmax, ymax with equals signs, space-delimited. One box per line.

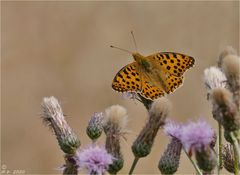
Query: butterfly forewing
xmin=112 ymin=62 xmax=166 ymax=99
xmin=149 ymin=52 xmax=195 ymax=77
xmin=112 ymin=62 xmax=141 ymax=93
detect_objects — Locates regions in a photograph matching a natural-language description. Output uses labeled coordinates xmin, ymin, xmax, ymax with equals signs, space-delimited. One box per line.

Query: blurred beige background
xmin=1 ymin=1 xmax=239 ymax=174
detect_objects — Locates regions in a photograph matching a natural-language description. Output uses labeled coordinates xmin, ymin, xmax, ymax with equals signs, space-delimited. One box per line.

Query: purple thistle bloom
xmin=77 ymin=145 xmax=113 ymax=175
xmin=180 ymin=119 xmax=214 ymax=153
xmin=164 ymin=120 xmax=182 ymax=140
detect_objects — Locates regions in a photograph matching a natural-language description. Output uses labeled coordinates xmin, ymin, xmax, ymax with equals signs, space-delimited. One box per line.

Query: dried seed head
xmin=210 ymin=88 xmax=240 ymax=132
xmin=86 ymin=112 xmax=104 ymax=141
xmin=222 ymin=54 xmax=240 ymax=80
xmin=41 ymin=96 xmax=80 ymax=154
xmin=221 ymin=54 xmax=240 ymax=107
xmin=222 ymin=144 xmax=236 ymax=173
xmin=132 ymin=97 xmax=171 ymax=158
xmin=218 ymin=46 xmax=238 ymax=67
xmin=158 ymin=138 xmax=182 ymax=174
xmin=210 ymin=87 xmax=233 ymax=107
xmin=103 ymin=105 xmax=128 ymax=174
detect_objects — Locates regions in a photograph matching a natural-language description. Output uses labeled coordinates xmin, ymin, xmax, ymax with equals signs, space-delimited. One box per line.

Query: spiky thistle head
xmin=86 ymin=112 xmax=104 ymax=141
xmin=158 ymin=137 xmax=182 ymax=174
xmin=41 ymin=96 xmax=80 ymax=154
xmin=132 ymin=97 xmax=171 ymax=158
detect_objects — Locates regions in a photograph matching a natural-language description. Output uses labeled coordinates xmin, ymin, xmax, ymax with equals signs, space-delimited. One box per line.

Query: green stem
xmin=230 ymin=132 xmax=240 ymax=175
xmin=217 ymin=123 xmax=223 ymax=175
xmin=129 ymin=157 xmax=139 ymax=175
xmin=183 ymin=148 xmax=203 ymax=175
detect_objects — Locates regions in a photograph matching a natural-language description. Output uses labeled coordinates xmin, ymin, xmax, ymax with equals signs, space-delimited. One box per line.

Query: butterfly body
xmin=112 ymin=52 xmax=195 ymax=100
xmin=132 ymin=53 xmax=169 ymax=92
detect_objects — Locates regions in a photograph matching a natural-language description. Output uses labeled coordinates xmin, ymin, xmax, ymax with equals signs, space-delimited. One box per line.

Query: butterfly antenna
xmin=131 ymin=31 xmax=138 ymax=52
xmin=110 ymin=45 xmax=132 ymax=54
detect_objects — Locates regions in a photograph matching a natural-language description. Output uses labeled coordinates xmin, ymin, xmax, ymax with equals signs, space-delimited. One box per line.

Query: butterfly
xmin=112 ymin=51 xmax=195 ymax=100
xmin=111 ymin=33 xmax=195 ymax=100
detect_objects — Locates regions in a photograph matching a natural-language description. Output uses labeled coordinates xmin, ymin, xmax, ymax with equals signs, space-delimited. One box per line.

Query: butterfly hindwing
xmin=140 ymin=80 xmax=165 ymax=99
xmin=150 ymin=52 xmax=195 ymax=77
xmin=112 ymin=62 xmax=141 ymax=93
xmin=165 ymin=74 xmax=184 ymax=93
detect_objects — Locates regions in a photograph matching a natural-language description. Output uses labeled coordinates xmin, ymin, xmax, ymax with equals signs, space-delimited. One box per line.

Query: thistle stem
xmin=129 ymin=157 xmax=139 ymax=175
xmin=230 ymin=132 xmax=240 ymax=175
xmin=183 ymin=148 xmax=203 ymax=175
xmin=217 ymin=123 xmax=223 ymax=175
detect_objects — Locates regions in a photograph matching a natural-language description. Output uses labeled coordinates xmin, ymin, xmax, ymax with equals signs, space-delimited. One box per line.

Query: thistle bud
xmin=195 ymin=146 xmax=217 ymax=173
xmin=132 ymin=97 xmax=171 ymax=158
xmin=218 ymin=46 xmax=237 ymax=67
xmin=86 ymin=112 xmax=104 ymax=141
xmin=158 ymin=138 xmax=182 ymax=174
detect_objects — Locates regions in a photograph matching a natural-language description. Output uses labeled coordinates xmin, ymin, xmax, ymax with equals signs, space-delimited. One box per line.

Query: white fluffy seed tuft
xmin=149 ymin=97 xmax=171 ymax=120
xmin=203 ymin=66 xmax=227 ymax=91
xmin=104 ymin=105 xmax=128 ymax=130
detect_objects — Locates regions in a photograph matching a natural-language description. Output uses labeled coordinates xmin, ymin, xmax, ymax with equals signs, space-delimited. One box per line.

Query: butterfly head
xmin=132 ymin=52 xmax=144 ymax=62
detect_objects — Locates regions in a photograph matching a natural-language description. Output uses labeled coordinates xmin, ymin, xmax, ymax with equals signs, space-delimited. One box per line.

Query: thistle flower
xmin=41 ymin=96 xmax=80 ymax=154
xmin=164 ymin=120 xmax=182 ymax=140
xmin=180 ymin=119 xmax=215 ymax=153
xmin=86 ymin=112 xmax=104 ymax=141
xmin=103 ymin=105 xmax=128 ymax=174
xmin=77 ymin=145 xmax=113 ymax=175
xmin=222 ymin=144 xmax=238 ymax=173
xmin=132 ymin=97 xmax=171 ymax=158
xmin=203 ymin=66 xmax=227 ymax=92
xmin=179 ymin=119 xmax=216 ymax=172
xmin=210 ymin=87 xmax=240 ymax=133
xmin=158 ymin=136 xmax=182 ymax=174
